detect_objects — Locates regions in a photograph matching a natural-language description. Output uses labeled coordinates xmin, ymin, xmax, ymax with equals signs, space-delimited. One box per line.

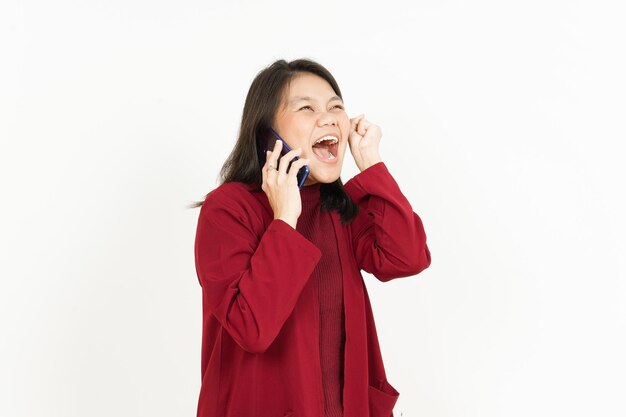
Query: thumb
xmin=350 ymin=113 xmax=364 ymax=123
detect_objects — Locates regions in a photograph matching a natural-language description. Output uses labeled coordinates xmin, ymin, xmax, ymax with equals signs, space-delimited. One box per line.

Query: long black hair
xmin=189 ymin=58 xmax=359 ymax=225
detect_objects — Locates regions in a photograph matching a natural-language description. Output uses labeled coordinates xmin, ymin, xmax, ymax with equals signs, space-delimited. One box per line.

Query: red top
xmin=298 ymin=181 xmax=345 ymax=417
xmin=194 ymin=162 xmax=431 ymax=417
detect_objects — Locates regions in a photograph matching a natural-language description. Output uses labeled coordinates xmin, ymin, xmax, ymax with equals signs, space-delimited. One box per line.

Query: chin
xmin=308 ymin=168 xmax=341 ymax=184
xmin=305 ymin=151 xmax=345 ymax=184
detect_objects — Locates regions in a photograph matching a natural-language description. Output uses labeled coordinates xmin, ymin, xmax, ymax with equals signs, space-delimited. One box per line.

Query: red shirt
xmin=194 ymin=162 xmax=431 ymax=417
xmin=298 ymin=181 xmax=346 ymax=417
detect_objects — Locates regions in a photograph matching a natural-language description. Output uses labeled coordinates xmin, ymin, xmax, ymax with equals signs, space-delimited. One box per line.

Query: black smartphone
xmin=258 ymin=127 xmax=310 ymax=189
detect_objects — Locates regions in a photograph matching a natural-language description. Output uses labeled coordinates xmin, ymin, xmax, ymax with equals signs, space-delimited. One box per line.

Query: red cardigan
xmin=194 ymin=162 xmax=431 ymax=417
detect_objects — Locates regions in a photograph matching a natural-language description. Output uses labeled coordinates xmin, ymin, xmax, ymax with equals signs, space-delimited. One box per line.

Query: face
xmin=272 ymin=72 xmax=350 ymax=186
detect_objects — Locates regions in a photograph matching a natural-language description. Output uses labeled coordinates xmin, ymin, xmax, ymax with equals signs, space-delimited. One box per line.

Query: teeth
xmin=314 ymin=135 xmax=338 ymax=145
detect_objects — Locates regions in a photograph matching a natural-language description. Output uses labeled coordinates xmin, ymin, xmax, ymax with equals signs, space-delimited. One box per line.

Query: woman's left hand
xmin=348 ymin=114 xmax=383 ymax=172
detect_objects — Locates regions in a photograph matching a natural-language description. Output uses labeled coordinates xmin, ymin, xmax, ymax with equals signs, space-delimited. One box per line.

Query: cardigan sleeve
xmin=194 ymin=187 xmax=322 ymax=354
xmin=343 ymin=162 xmax=431 ymax=282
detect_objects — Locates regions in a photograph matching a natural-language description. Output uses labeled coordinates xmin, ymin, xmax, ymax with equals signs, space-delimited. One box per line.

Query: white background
xmin=1 ymin=1 xmax=625 ymax=416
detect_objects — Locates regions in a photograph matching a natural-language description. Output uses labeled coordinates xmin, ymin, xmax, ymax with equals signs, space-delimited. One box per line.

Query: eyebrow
xmin=289 ymin=95 xmax=343 ymax=105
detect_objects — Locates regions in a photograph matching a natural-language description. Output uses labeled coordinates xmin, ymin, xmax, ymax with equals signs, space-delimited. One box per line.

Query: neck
xmin=300 ymin=181 xmax=322 ymax=204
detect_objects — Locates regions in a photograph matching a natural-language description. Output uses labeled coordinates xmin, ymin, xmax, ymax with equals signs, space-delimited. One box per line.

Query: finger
xmin=278 ymin=147 xmax=302 ymax=175
xmin=264 ymin=150 xmax=274 ymax=169
xmin=266 ymin=157 xmax=280 ymax=189
xmin=357 ymin=117 xmax=368 ymax=136
xmin=288 ymin=158 xmax=309 ymax=180
xmin=270 ymin=140 xmax=283 ymax=166
xmin=266 ymin=142 xmax=282 ymax=176
xmin=278 ymin=148 xmax=302 ymax=176
xmin=350 ymin=113 xmax=363 ymax=126
xmin=351 ymin=114 xmax=365 ymax=134
xmin=264 ymin=149 xmax=273 ymax=166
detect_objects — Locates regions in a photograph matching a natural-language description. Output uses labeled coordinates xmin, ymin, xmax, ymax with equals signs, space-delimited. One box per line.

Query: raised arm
xmin=194 ymin=188 xmax=321 ymax=353
xmin=343 ymin=162 xmax=431 ymax=282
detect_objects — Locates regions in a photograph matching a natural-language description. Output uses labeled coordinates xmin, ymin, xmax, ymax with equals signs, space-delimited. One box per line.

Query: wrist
xmin=360 ymin=152 xmax=382 ymax=171
xmin=276 ymin=216 xmax=297 ymax=229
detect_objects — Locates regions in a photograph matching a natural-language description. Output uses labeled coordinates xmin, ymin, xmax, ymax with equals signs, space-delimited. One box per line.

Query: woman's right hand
xmin=261 ymin=139 xmax=310 ymax=229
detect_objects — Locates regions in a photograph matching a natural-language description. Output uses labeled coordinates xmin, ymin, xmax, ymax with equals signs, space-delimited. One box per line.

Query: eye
xmin=332 ymin=104 xmax=344 ymax=110
xmin=299 ymin=105 xmax=313 ymax=111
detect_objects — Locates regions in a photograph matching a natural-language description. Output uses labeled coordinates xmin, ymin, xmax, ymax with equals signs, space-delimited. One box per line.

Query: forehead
xmin=284 ymin=73 xmax=339 ymax=103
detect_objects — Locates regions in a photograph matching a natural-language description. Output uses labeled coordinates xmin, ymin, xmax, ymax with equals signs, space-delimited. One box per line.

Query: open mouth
xmin=311 ymin=138 xmax=339 ymax=161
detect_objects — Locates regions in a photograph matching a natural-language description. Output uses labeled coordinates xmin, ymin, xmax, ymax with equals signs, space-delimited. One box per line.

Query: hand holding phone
xmin=258 ymin=128 xmax=310 ymax=189
xmin=261 ymin=139 xmax=311 ymax=228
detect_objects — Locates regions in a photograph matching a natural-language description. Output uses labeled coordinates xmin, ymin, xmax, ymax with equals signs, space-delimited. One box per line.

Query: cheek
xmin=281 ymin=116 xmax=309 ymax=148
xmin=338 ymin=114 xmax=350 ymax=132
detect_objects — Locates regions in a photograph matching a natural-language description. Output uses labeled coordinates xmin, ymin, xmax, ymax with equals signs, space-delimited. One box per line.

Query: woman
xmin=192 ymin=58 xmax=431 ymax=417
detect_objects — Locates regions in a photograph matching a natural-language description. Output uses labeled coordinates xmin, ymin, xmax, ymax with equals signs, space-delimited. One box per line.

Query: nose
xmin=317 ymin=112 xmax=338 ymax=127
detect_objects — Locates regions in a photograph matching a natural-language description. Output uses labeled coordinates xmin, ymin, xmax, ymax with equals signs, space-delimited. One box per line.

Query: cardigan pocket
xmin=368 ymin=378 xmax=400 ymax=417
